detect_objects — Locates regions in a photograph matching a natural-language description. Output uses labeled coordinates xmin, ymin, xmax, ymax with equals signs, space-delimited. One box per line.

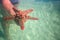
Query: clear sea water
xmin=0 ymin=0 xmax=60 ymax=40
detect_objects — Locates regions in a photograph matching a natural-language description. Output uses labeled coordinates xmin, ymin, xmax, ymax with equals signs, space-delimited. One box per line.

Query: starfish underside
xmin=3 ymin=9 xmax=38 ymax=30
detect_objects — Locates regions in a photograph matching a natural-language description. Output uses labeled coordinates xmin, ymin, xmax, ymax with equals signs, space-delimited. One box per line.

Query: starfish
xmin=3 ymin=8 xmax=38 ymax=30
xmin=2 ymin=0 xmax=38 ymax=30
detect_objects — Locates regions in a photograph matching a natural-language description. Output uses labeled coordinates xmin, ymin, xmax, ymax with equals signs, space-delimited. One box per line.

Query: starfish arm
xmin=24 ymin=9 xmax=33 ymax=15
xmin=19 ymin=19 xmax=24 ymax=30
xmin=23 ymin=18 xmax=28 ymax=22
xmin=3 ymin=16 xmax=14 ymax=20
xmin=26 ymin=16 xmax=38 ymax=20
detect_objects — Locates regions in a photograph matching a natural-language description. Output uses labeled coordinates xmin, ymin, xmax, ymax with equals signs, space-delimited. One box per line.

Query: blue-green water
xmin=0 ymin=0 xmax=60 ymax=40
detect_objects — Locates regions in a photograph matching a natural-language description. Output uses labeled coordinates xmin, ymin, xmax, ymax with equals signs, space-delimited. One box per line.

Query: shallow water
xmin=0 ymin=0 xmax=60 ymax=40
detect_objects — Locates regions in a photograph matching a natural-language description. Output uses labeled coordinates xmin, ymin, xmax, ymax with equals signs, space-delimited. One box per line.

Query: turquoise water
xmin=0 ymin=0 xmax=60 ymax=40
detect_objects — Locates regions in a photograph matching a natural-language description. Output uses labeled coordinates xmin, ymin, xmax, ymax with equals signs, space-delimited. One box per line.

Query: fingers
xmin=9 ymin=9 xmax=16 ymax=16
xmin=13 ymin=7 xmax=19 ymax=12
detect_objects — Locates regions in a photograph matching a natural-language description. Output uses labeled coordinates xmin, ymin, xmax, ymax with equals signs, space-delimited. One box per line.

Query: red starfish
xmin=2 ymin=0 xmax=38 ymax=30
xmin=3 ymin=8 xmax=38 ymax=30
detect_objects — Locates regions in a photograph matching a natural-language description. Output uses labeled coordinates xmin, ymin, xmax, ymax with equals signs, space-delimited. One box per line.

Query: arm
xmin=2 ymin=0 xmax=18 ymax=16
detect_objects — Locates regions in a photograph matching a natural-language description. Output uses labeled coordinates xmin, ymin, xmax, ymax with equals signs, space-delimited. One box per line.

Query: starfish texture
xmin=2 ymin=0 xmax=38 ymax=30
xmin=3 ymin=9 xmax=38 ymax=30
